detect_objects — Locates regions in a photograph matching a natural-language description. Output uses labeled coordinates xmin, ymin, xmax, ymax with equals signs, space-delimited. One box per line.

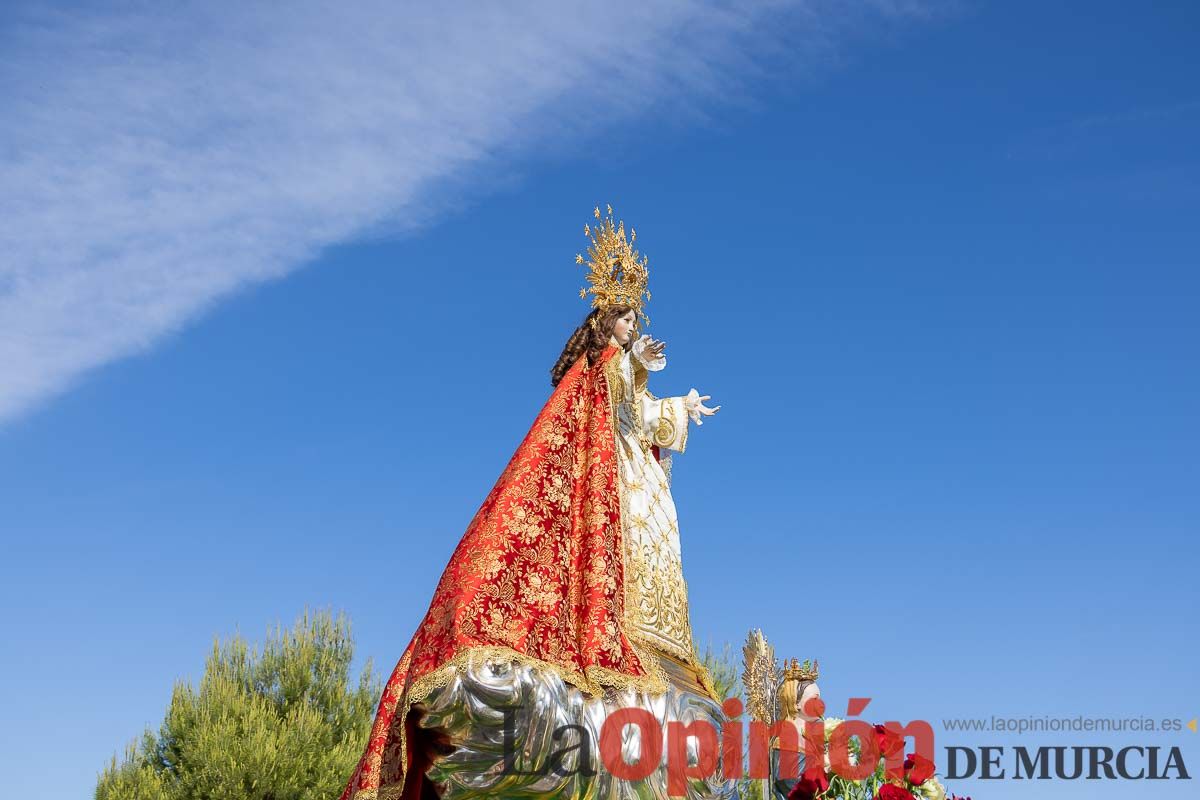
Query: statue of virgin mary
xmin=339 ymin=206 xmax=728 ymax=800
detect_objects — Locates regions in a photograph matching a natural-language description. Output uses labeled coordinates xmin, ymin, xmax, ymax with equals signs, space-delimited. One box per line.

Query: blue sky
xmin=1 ymin=2 xmax=1197 ymax=798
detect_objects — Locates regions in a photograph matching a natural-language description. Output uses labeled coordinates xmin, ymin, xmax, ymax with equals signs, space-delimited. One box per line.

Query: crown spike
xmin=783 ymin=658 xmax=820 ymax=682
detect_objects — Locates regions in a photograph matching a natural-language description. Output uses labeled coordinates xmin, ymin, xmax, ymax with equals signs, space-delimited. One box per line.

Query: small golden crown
xmin=783 ymin=658 xmax=819 ymax=682
xmin=575 ymin=204 xmax=651 ymax=325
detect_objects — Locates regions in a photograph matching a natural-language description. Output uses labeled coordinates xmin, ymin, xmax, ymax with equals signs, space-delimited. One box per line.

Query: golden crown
xmin=575 ymin=205 xmax=651 ymax=325
xmin=783 ymin=658 xmax=819 ymax=682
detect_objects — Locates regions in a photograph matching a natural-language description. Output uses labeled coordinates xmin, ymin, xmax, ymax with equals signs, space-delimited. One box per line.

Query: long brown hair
xmin=550 ymin=305 xmax=634 ymax=387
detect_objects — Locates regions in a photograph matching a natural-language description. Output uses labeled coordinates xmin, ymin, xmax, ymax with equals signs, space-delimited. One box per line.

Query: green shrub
xmin=97 ymin=609 xmax=380 ymax=800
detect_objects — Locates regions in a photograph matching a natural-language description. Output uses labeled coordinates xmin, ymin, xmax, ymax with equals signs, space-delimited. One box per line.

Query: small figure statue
xmin=742 ymin=632 xmax=823 ymax=800
xmin=771 ymin=659 xmax=821 ymax=800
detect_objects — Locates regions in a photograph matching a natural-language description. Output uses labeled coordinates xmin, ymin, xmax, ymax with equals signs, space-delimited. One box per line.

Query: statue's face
xmin=798 ymin=683 xmax=823 ymax=721
xmin=611 ymin=309 xmax=637 ymax=346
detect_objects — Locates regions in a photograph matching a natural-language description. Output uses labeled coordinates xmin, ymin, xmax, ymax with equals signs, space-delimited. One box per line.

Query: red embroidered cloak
xmin=339 ymin=344 xmax=675 ymax=800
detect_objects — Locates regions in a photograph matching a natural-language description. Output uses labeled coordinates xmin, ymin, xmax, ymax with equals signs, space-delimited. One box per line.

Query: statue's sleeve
xmin=630 ymin=334 xmax=700 ymax=453
xmin=638 ymin=389 xmax=690 ymax=453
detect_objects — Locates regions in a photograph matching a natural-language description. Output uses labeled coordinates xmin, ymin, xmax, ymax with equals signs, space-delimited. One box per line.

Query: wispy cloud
xmin=1004 ymin=100 xmax=1200 ymax=163
xmin=0 ymin=0 xmax=931 ymax=423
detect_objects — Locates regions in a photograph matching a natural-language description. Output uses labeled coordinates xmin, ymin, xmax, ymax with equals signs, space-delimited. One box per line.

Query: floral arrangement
xmin=785 ymin=718 xmax=968 ymax=800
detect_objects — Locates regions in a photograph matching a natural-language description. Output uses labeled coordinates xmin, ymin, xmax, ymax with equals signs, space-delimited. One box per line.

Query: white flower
xmin=823 ymin=717 xmax=844 ymax=741
xmin=822 ymin=742 xmax=857 ymax=771
xmin=917 ymin=776 xmax=946 ymax=800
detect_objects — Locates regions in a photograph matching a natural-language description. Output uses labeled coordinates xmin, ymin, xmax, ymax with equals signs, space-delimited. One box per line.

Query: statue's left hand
xmin=685 ymin=389 xmax=720 ymax=425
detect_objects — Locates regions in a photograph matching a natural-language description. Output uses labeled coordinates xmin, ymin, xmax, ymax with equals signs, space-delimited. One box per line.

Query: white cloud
xmin=0 ymin=0 xmax=931 ymax=422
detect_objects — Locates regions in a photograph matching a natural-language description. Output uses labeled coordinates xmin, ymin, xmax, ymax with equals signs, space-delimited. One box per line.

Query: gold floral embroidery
xmin=611 ymin=367 xmax=627 ymax=403
xmin=632 ymin=352 xmax=649 ymax=396
xmin=654 ymin=415 xmax=677 ymax=447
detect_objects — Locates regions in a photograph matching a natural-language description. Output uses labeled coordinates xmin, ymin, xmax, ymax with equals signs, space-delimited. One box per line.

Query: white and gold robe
xmin=605 ymin=336 xmax=703 ymax=664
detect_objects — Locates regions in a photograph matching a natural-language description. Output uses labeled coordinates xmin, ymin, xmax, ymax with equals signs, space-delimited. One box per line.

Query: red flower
xmin=874 ymin=724 xmax=905 ymax=759
xmin=787 ymin=770 xmax=830 ymax=800
xmin=876 ymin=784 xmax=916 ymax=800
xmin=904 ymin=752 xmax=936 ymax=785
